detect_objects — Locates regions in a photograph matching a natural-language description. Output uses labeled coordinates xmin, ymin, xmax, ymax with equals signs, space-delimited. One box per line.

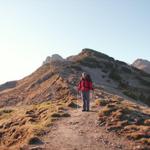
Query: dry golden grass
xmin=0 ymin=108 xmax=14 ymax=120
xmin=95 ymin=99 xmax=108 ymax=106
xmin=0 ymin=100 xmax=71 ymax=149
xmin=97 ymin=96 xmax=150 ymax=147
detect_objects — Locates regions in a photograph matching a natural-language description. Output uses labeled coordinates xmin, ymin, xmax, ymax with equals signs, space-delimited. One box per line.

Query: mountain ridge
xmin=0 ymin=48 xmax=150 ymax=106
xmin=0 ymin=48 xmax=150 ymax=149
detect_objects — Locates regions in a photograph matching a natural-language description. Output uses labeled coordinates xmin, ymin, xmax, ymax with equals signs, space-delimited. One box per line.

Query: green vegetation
xmin=95 ymin=99 xmax=108 ymax=106
xmin=136 ymin=76 xmax=150 ymax=86
xmin=139 ymin=70 xmax=150 ymax=78
xmin=77 ymin=57 xmax=101 ymax=68
xmin=68 ymin=64 xmax=82 ymax=71
xmin=82 ymin=48 xmax=114 ymax=61
xmin=118 ymin=81 xmax=129 ymax=89
xmin=94 ymin=52 xmax=114 ymax=61
xmin=121 ymin=66 xmax=132 ymax=74
xmin=123 ymin=89 xmax=150 ymax=106
xmin=103 ymin=61 xmax=114 ymax=69
xmin=133 ymin=66 xmax=150 ymax=78
xmin=115 ymin=60 xmax=127 ymax=66
xmin=142 ymin=95 xmax=150 ymax=106
xmin=123 ymin=90 xmax=138 ymax=100
xmin=109 ymin=69 xmax=122 ymax=82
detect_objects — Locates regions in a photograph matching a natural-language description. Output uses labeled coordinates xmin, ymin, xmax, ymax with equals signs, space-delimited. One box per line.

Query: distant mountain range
xmin=132 ymin=59 xmax=150 ymax=74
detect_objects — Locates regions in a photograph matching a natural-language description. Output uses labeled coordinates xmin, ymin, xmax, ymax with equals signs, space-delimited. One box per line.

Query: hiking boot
xmin=86 ymin=110 xmax=90 ymax=112
xmin=82 ymin=109 xmax=86 ymax=112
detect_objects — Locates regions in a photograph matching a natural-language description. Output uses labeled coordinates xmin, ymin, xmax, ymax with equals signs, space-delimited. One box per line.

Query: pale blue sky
xmin=0 ymin=0 xmax=150 ymax=84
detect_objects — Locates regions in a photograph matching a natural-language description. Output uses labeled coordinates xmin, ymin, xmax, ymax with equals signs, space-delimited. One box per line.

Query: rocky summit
xmin=132 ymin=58 xmax=150 ymax=74
xmin=43 ymin=54 xmax=64 ymax=65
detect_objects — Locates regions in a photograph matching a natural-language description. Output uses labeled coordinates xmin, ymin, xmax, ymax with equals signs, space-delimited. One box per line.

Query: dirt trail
xmin=32 ymin=102 xmax=135 ymax=150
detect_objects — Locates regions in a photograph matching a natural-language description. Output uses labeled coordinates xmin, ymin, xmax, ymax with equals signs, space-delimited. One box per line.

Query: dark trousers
xmin=81 ymin=91 xmax=90 ymax=110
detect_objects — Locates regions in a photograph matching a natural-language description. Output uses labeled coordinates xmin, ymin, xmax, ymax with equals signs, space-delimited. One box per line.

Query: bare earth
xmin=28 ymin=102 xmax=136 ymax=150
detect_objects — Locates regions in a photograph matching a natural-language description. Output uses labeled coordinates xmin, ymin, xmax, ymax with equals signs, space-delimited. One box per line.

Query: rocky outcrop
xmin=132 ymin=59 xmax=150 ymax=74
xmin=43 ymin=54 xmax=64 ymax=65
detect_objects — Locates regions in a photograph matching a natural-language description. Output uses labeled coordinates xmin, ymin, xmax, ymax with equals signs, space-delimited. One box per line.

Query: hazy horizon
xmin=0 ymin=0 xmax=150 ymax=84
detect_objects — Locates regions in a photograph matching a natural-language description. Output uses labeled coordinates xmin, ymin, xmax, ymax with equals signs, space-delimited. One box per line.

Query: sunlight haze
xmin=0 ymin=0 xmax=150 ymax=84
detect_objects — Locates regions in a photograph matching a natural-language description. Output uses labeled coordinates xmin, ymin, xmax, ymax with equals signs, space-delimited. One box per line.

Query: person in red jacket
xmin=78 ymin=72 xmax=93 ymax=112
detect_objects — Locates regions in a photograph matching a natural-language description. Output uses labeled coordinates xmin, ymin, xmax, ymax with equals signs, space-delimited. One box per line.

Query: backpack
xmin=85 ymin=74 xmax=92 ymax=82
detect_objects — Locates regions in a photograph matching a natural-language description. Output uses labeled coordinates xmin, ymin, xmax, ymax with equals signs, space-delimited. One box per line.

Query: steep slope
xmin=132 ymin=59 xmax=150 ymax=74
xmin=0 ymin=61 xmax=75 ymax=107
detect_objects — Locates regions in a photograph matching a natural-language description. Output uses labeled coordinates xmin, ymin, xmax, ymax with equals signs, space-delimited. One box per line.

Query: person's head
xmin=81 ymin=72 xmax=87 ymax=79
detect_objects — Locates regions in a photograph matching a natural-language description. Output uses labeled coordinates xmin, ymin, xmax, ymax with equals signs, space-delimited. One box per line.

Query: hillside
xmin=0 ymin=48 xmax=150 ymax=107
xmin=67 ymin=48 xmax=150 ymax=106
xmin=0 ymin=48 xmax=150 ymax=150
xmin=132 ymin=59 xmax=150 ymax=74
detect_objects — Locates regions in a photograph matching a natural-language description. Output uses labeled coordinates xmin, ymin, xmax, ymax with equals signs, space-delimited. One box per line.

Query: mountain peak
xmin=133 ymin=58 xmax=150 ymax=64
xmin=132 ymin=58 xmax=150 ymax=74
xmin=43 ymin=54 xmax=64 ymax=65
xmin=67 ymin=48 xmax=114 ymax=62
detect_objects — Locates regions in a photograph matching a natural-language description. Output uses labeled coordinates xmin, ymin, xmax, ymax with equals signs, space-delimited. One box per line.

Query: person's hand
xmin=77 ymin=92 xmax=81 ymax=99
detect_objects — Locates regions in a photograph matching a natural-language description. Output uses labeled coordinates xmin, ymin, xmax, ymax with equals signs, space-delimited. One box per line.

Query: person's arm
xmin=77 ymin=81 xmax=81 ymax=91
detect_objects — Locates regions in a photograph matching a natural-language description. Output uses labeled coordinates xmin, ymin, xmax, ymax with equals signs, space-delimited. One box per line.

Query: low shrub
xmin=123 ymin=90 xmax=138 ymax=100
xmin=77 ymin=57 xmax=101 ymax=68
xmin=121 ymin=66 xmax=132 ymax=74
xmin=51 ymin=112 xmax=61 ymax=117
xmin=109 ymin=69 xmax=122 ymax=82
xmin=95 ymin=99 xmax=108 ymax=106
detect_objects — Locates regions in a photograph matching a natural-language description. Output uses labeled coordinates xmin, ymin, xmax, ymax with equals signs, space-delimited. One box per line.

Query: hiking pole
xmin=76 ymin=91 xmax=80 ymax=109
xmin=76 ymin=93 xmax=78 ymax=109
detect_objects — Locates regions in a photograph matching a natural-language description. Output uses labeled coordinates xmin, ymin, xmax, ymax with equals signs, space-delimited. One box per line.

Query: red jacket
xmin=78 ymin=79 xmax=93 ymax=92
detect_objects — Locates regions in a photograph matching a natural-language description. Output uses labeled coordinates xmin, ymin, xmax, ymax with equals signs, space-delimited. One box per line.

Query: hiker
xmin=78 ymin=72 xmax=93 ymax=112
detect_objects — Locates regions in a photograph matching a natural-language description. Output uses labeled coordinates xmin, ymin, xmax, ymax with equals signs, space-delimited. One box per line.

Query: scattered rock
xmin=28 ymin=137 xmax=44 ymax=145
xmin=144 ymin=119 xmax=150 ymax=125
xmin=67 ymin=101 xmax=80 ymax=108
